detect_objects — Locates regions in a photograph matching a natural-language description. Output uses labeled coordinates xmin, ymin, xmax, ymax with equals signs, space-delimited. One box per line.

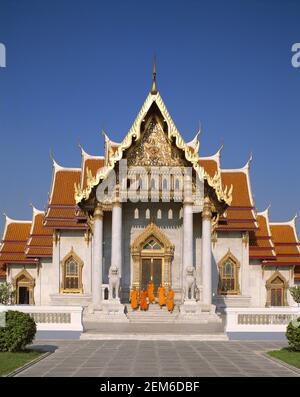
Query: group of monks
xmin=130 ymin=280 xmax=175 ymax=313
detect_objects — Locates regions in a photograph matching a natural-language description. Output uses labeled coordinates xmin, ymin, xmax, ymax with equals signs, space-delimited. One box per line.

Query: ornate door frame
xmin=131 ymin=223 xmax=174 ymax=290
xmin=12 ymin=269 xmax=35 ymax=305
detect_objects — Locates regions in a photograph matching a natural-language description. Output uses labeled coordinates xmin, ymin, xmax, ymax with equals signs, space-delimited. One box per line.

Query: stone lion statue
xmin=108 ymin=265 xmax=120 ymax=300
xmin=184 ymin=265 xmax=196 ymax=300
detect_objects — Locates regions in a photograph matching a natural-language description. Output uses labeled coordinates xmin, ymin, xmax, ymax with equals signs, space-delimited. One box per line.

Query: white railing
xmin=225 ymin=307 xmax=300 ymax=333
xmin=0 ymin=305 xmax=83 ymax=331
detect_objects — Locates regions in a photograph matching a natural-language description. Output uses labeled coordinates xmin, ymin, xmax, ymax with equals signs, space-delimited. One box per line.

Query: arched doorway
xmin=131 ymin=223 xmax=174 ymax=292
xmin=266 ymin=271 xmax=288 ymax=307
xmin=13 ymin=269 xmax=35 ymax=305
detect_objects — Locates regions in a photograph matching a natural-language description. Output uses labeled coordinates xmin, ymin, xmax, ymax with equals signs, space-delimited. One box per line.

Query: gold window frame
xmin=60 ymin=248 xmax=84 ymax=294
xmin=218 ymin=249 xmax=240 ymax=295
xmin=265 ymin=271 xmax=288 ymax=307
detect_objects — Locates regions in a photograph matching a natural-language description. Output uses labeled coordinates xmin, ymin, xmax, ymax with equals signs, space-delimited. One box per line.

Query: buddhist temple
xmin=0 ymin=63 xmax=299 ymax=322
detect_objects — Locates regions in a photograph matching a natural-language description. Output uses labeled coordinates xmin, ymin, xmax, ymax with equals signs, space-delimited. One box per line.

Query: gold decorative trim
xmin=75 ymin=92 xmax=233 ymax=207
xmin=53 ymin=230 xmax=60 ymax=246
xmin=131 ymin=223 xmax=174 ymax=290
xmin=205 ymin=170 xmax=233 ymax=206
xmin=217 ymin=249 xmax=240 ymax=295
xmin=265 ymin=271 xmax=288 ymax=307
xmin=12 ymin=269 xmax=35 ymax=305
xmin=242 ymin=232 xmax=249 ymax=247
xmin=60 ymin=247 xmax=84 ymax=294
xmin=202 ymin=197 xmax=212 ymax=220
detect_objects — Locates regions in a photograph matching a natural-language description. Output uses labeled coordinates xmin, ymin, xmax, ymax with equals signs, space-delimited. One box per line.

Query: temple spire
xmin=151 ymin=55 xmax=157 ymax=95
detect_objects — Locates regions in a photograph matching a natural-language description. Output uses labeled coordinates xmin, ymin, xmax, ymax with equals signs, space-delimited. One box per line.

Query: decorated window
xmin=61 ymin=249 xmax=83 ymax=293
xmin=218 ymin=251 xmax=240 ymax=295
xmin=143 ymin=239 xmax=162 ymax=250
xmin=266 ymin=272 xmax=288 ymax=307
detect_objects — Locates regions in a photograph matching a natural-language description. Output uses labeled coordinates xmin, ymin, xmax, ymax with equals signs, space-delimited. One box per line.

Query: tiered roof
xmin=25 ymin=207 xmax=53 ymax=258
xmin=0 ymin=75 xmax=299 ymax=276
xmin=199 ymin=152 xmax=257 ymax=232
xmin=0 ymin=217 xmax=35 ymax=265
xmin=249 ymin=208 xmax=276 ymax=260
xmin=43 ymin=160 xmax=84 ymax=229
xmin=266 ymin=217 xmax=300 ymax=266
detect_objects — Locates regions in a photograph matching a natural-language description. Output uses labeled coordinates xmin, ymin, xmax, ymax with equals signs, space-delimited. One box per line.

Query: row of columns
xmin=92 ymin=196 xmax=212 ymax=309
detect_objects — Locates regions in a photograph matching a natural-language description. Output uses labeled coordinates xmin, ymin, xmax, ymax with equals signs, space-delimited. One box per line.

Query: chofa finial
xmin=151 ymin=55 xmax=157 ymax=95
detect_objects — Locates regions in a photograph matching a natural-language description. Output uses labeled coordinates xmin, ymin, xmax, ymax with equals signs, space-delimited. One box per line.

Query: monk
xmin=147 ymin=280 xmax=155 ymax=304
xmin=166 ymin=287 xmax=175 ymax=313
xmin=130 ymin=287 xmax=139 ymax=310
xmin=158 ymin=284 xmax=166 ymax=309
xmin=140 ymin=289 xmax=148 ymax=311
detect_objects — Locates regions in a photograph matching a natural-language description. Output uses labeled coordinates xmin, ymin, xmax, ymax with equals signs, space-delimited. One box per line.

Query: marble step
xmin=80 ymin=333 xmax=228 ymax=341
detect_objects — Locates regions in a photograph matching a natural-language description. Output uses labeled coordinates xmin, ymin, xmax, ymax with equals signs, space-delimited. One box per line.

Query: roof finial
xmin=151 ymin=55 xmax=157 ymax=95
xmin=49 ymin=147 xmax=54 ymax=167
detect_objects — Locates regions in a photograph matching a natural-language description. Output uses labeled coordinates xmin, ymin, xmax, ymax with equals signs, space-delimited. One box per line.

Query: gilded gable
xmin=126 ymin=116 xmax=188 ymax=167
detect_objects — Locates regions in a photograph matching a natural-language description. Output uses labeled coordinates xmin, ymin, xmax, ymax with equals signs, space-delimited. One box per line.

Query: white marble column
xmin=202 ymin=197 xmax=212 ymax=307
xmin=92 ymin=204 xmax=103 ymax=310
xmin=183 ymin=202 xmax=193 ymax=270
xmin=111 ymin=201 xmax=122 ymax=273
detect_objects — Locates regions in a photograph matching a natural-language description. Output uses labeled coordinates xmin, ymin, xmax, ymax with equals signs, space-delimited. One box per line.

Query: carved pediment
xmin=125 ymin=116 xmax=188 ymax=168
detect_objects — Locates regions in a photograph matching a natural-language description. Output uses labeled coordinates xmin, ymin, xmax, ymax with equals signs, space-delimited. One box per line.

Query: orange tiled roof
xmin=217 ymin=170 xmax=257 ymax=231
xmin=44 ymin=165 xmax=86 ymax=229
xmin=0 ymin=220 xmax=36 ymax=264
xmin=198 ymin=159 xmax=218 ymax=178
xmin=82 ymin=158 xmax=105 ymax=190
xmin=263 ymin=223 xmax=300 ymax=266
xmin=249 ymin=212 xmax=276 ymax=260
xmin=26 ymin=210 xmax=53 ymax=258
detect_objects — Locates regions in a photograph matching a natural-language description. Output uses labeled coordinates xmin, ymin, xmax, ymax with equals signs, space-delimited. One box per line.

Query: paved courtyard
xmin=14 ymin=340 xmax=300 ymax=377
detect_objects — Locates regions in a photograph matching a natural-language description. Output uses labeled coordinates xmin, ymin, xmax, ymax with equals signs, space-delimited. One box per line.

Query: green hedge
xmin=0 ymin=311 xmax=36 ymax=352
xmin=286 ymin=316 xmax=300 ymax=352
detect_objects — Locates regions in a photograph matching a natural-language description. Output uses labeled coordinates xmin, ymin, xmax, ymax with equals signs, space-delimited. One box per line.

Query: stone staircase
xmin=126 ymin=302 xmax=179 ymax=323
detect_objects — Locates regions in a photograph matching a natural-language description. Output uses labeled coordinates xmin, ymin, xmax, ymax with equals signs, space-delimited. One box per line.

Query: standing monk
xmin=166 ymin=287 xmax=175 ymax=313
xmin=130 ymin=287 xmax=139 ymax=310
xmin=140 ymin=289 xmax=148 ymax=311
xmin=147 ymin=280 xmax=155 ymax=304
xmin=158 ymin=284 xmax=166 ymax=309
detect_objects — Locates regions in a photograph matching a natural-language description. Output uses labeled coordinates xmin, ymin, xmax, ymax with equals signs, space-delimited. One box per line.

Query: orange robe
xmin=166 ymin=289 xmax=175 ymax=312
xmin=140 ymin=290 xmax=148 ymax=311
xmin=147 ymin=282 xmax=155 ymax=304
xmin=158 ymin=286 xmax=166 ymax=307
xmin=130 ymin=289 xmax=138 ymax=310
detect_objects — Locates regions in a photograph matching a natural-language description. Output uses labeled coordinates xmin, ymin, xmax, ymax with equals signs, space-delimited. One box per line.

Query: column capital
xmin=202 ymin=197 xmax=212 ymax=221
xmin=93 ymin=203 xmax=103 ymax=220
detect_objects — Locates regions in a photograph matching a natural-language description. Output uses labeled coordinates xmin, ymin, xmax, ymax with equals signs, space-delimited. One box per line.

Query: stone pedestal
xmin=178 ymin=300 xmax=221 ymax=324
xmin=84 ymin=300 xmax=129 ymax=323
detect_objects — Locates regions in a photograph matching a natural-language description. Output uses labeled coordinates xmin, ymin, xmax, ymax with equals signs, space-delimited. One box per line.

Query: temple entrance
xmin=131 ymin=223 xmax=174 ymax=291
xmin=13 ymin=269 xmax=35 ymax=305
xmin=141 ymin=257 xmax=162 ymax=293
xmin=18 ymin=286 xmax=30 ymax=304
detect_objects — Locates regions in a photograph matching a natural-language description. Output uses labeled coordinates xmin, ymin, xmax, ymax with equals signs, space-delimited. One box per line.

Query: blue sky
xmin=0 ymin=0 xmax=299 ymax=234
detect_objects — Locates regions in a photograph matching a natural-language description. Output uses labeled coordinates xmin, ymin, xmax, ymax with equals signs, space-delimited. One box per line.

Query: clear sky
xmin=0 ymin=0 xmax=299 ymax=235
